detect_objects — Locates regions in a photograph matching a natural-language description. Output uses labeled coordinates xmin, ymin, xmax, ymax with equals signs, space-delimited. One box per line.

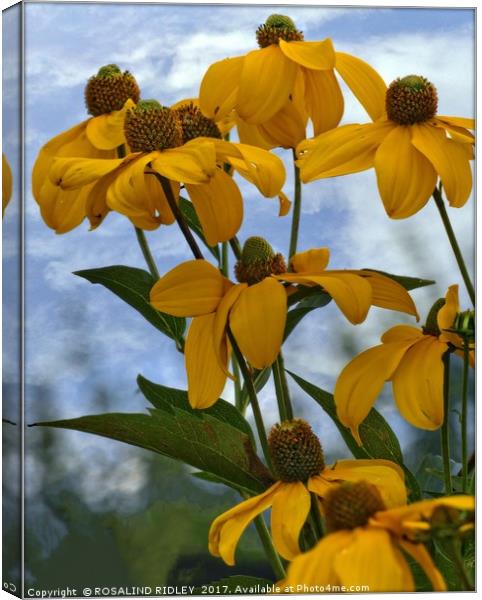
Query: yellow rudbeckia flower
xmin=2 ymin=153 xmax=12 ymax=217
xmin=32 ymin=64 xmax=140 ymax=233
xmin=297 ymin=73 xmax=474 ymax=217
xmin=208 ymin=420 xmax=407 ymax=564
xmin=49 ymin=100 xmax=287 ymax=242
xmin=199 ymin=14 xmax=387 ymax=149
xmin=150 ymin=239 xmax=418 ymax=409
xmin=282 ymin=481 xmax=474 ymax=592
xmin=335 ymin=284 xmax=474 ymax=443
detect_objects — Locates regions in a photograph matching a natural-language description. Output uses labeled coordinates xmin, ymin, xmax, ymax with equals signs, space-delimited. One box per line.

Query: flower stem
xmin=461 ymin=336 xmax=470 ymax=493
xmin=227 ymin=329 xmax=273 ymax=473
xmin=441 ymin=351 xmax=453 ymax=494
xmin=288 ymin=149 xmax=302 ymax=262
xmin=247 ymin=507 xmax=286 ymax=580
xmin=309 ymin=492 xmax=325 ymax=539
xmin=220 ymin=242 xmax=229 ymax=277
xmin=443 ymin=538 xmax=474 ymax=591
xmin=229 ymin=236 xmax=242 ymax=261
xmin=154 ymin=173 xmax=204 ymax=260
xmin=432 ymin=187 xmax=474 ymax=305
xmin=272 ymin=354 xmax=294 ymax=421
xmin=134 ymin=227 xmax=160 ymax=280
xmin=232 ymin=354 xmax=243 ymax=412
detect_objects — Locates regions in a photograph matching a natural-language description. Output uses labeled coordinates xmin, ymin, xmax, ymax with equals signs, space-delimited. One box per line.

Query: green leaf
xmin=288 ymin=370 xmax=421 ymax=500
xmin=285 ymin=290 xmax=332 ymax=340
xmin=33 ymin=375 xmax=272 ymax=495
xmin=75 ymin=265 xmax=186 ymax=347
xmin=362 ymin=269 xmax=435 ymax=291
xmin=179 ymin=196 xmax=220 ymax=261
xmin=191 ymin=470 xmax=255 ymax=495
xmin=194 ymin=576 xmax=274 ymax=595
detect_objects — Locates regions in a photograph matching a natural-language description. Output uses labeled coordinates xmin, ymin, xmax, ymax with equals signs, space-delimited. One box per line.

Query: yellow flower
xmin=209 ymin=420 xmax=407 ymax=564
xmin=281 ymin=481 xmax=474 ymax=592
xmin=49 ymin=100 xmax=287 ymax=242
xmin=2 ymin=153 xmax=12 ymax=217
xmin=335 ymin=285 xmax=474 ymax=444
xmin=199 ymin=14 xmax=387 ymax=149
xmin=32 ymin=64 xmax=140 ymax=233
xmin=297 ymin=73 xmax=475 ymax=217
xmin=150 ymin=241 xmax=418 ymax=409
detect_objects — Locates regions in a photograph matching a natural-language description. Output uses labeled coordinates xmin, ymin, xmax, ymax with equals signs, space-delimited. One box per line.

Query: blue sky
xmin=2 ymin=2 xmax=475 ymax=506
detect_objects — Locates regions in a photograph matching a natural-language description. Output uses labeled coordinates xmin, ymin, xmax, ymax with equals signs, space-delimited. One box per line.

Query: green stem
xmin=232 ymin=355 xmax=243 ymax=412
xmin=432 ymin=187 xmax=474 ymax=305
xmin=221 ymin=242 xmax=229 ymax=277
xmin=154 ymin=173 xmax=204 ymax=259
xmin=288 ymin=149 xmax=302 ymax=262
xmin=461 ymin=337 xmax=470 ymax=493
xmin=229 ymin=236 xmax=242 ymax=261
xmin=134 ymin=228 xmax=160 ymax=280
xmin=444 ymin=538 xmax=473 ymax=591
xmin=441 ymin=351 xmax=453 ymax=494
xmin=227 ymin=329 xmax=273 ymax=472
xmin=272 ymin=355 xmax=294 ymax=421
xmin=309 ymin=492 xmax=325 ymax=539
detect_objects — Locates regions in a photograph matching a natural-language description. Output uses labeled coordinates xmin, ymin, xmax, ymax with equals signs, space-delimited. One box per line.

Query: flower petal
xmin=2 ymin=154 xmax=12 ymax=215
xmin=320 ymin=459 xmax=407 ymax=508
xmin=334 ymin=340 xmax=418 ymax=445
xmin=237 ymin=45 xmax=297 ymax=123
xmin=270 ymin=482 xmax=311 ymax=560
xmin=85 ymin=99 xmax=134 ymax=150
xmin=36 ymin=180 xmax=91 ymax=234
xmin=434 ymin=117 xmax=474 ymax=144
xmin=437 ymin=284 xmax=459 ymax=332
xmin=358 ymin=270 xmax=419 ymax=319
xmin=279 ymin=38 xmax=336 ymax=70
xmin=290 ymin=248 xmax=330 ymax=273
xmin=381 ymin=325 xmax=424 ymax=344
xmin=208 ymin=482 xmax=282 ymax=566
xmin=152 ymin=140 xmax=217 ymax=185
xmin=374 ymin=125 xmax=437 ymax=218
xmin=411 ymin=123 xmax=473 ymax=208
xmin=229 ymin=278 xmax=287 ymax=369
xmin=199 ymin=56 xmax=244 ymax=121
xmin=335 ymin=52 xmax=387 ymax=122
xmin=213 ymin=283 xmax=247 ymax=376
xmin=303 ymin=68 xmax=344 ymax=135
xmin=236 ymin=117 xmax=274 ymax=150
xmin=297 ymin=121 xmax=394 ymax=182
xmin=186 ymin=167 xmax=243 ymax=246
xmin=333 ymin=528 xmax=414 ymax=592
xmin=278 ymin=192 xmax=292 ymax=216
xmin=398 ymin=540 xmax=446 ymax=591
xmin=50 ymin=156 xmax=125 ymax=189
xmin=150 ymin=260 xmax=228 ymax=317
xmin=392 ymin=336 xmax=448 ymax=430
xmin=258 ymin=99 xmax=307 ymax=149
xmin=185 ymin=314 xmax=229 ymax=409
xmin=436 ymin=115 xmax=475 ymax=130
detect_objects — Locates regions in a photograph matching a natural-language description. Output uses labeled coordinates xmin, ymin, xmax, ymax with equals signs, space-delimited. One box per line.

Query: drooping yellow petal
xmin=279 ymin=38 xmax=336 ymax=70
xmin=334 ymin=340 xmax=418 ymax=445
xmin=85 ymin=99 xmax=134 ymax=150
xmin=185 ymin=314 xmax=228 ymax=409
xmin=333 ymin=528 xmax=414 ymax=592
xmin=381 ymin=324 xmax=424 ymax=344
xmin=290 ymin=248 xmax=330 ymax=273
xmin=303 ymin=68 xmax=344 ymax=135
xmin=236 ymin=117 xmax=274 ymax=150
xmin=398 ymin=540 xmax=446 ymax=591
xmin=186 ymin=167 xmax=243 ymax=246
xmin=278 ymin=192 xmax=292 ymax=217
xmin=152 ymin=140 xmax=217 ymax=185
xmin=85 ymin=168 xmax=117 ymax=230
xmin=297 ymin=121 xmax=394 ymax=183
xmin=335 ymin=52 xmax=387 ymax=122
xmin=319 ymin=459 xmax=407 ymax=508
xmin=2 ymin=153 xmax=12 ymax=216
xmin=436 ymin=115 xmax=475 ymax=130
xmin=270 ymin=481 xmax=311 ymax=560
xmin=150 ymin=260 xmax=228 ymax=317
xmin=434 ymin=118 xmax=475 ymax=144
xmin=229 ymin=278 xmax=287 ymax=369
xmin=237 ymin=45 xmax=297 ymax=123
xmin=213 ymin=283 xmax=247 ymax=376
xmin=411 ymin=123 xmax=473 ymax=208
xmin=208 ymin=482 xmax=282 ymax=566
xmin=373 ymin=495 xmax=475 ymax=538
xmin=356 ymin=270 xmax=419 ymax=320
xmin=49 ymin=156 xmax=124 ymax=190
xmin=36 ymin=179 xmax=92 ymax=234
xmin=437 ymin=284 xmax=459 ymax=332
xmin=199 ymin=56 xmax=244 ymax=121
xmin=392 ymin=336 xmax=448 ymax=430
xmin=257 ymin=99 xmax=307 ymax=149
xmin=212 ymin=140 xmax=286 ymax=198
xmin=281 ymin=530 xmax=354 ymax=588
xmin=374 ymin=125 xmax=437 ymax=218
